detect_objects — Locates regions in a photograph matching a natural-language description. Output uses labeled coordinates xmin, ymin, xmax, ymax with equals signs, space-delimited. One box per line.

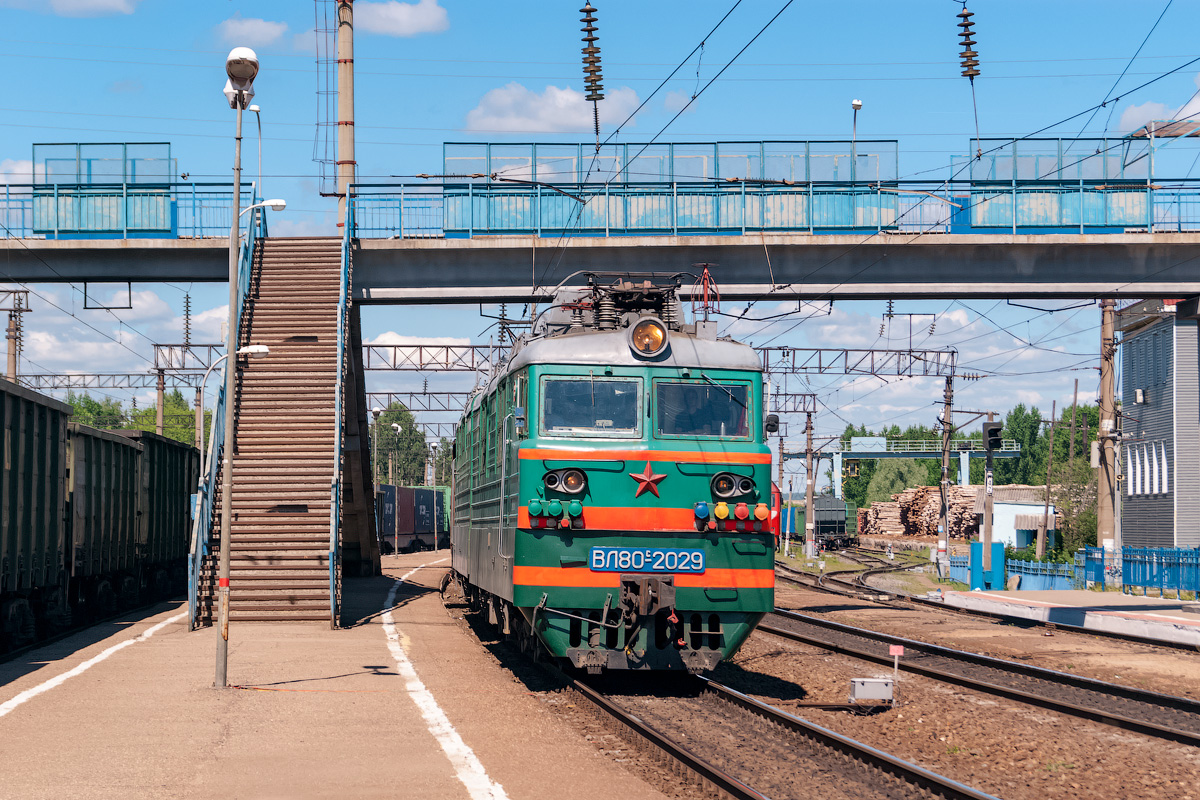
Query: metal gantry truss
xmin=20 ymin=372 xmax=204 ymax=390
xmin=366 ymin=391 xmax=473 ymax=411
xmin=154 ymin=343 xmax=223 ymax=371
xmin=363 ymin=344 xmax=497 ymax=373
xmin=759 ymin=347 xmax=957 ymax=377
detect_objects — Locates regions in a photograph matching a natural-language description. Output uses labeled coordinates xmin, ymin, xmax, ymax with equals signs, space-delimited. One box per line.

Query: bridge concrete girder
xmin=5 ymin=232 xmax=1200 ymax=302
xmin=0 ymin=238 xmax=228 ymax=283
xmin=352 ymin=232 xmax=1200 ymax=303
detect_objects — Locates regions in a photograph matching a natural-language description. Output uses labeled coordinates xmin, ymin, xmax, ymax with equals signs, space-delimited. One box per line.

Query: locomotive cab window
xmin=540 ymin=377 xmax=641 ymax=438
xmin=656 ymin=380 xmax=750 ymax=438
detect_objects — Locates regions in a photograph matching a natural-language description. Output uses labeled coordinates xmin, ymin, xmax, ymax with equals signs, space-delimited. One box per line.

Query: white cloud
xmin=1119 ymin=101 xmax=1172 ymax=134
xmin=357 ymin=0 xmax=448 ymax=37
xmin=292 ymin=28 xmax=319 ymax=55
xmin=0 ymin=0 xmax=142 ymax=15
xmin=1118 ymin=71 xmax=1200 ymax=132
xmin=368 ymin=332 xmax=472 ymax=346
xmin=465 ymin=83 xmax=640 ymax=133
xmin=0 ymin=158 xmax=40 ymax=183
xmin=217 ymin=14 xmax=289 ymax=47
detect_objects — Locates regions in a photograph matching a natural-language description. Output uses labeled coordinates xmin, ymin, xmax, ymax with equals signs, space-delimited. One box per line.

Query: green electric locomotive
xmin=451 ymin=276 xmax=777 ymax=672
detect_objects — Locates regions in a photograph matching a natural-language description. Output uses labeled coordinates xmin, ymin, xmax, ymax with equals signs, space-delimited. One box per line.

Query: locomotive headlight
xmin=544 ymin=472 xmax=561 ymax=490
xmin=711 ymin=473 xmax=738 ymax=499
xmin=561 ymin=469 xmax=587 ymax=494
xmin=629 ymin=317 xmax=668 ymax=358
xmin=737 ymin=477 xmax=755 ymax=495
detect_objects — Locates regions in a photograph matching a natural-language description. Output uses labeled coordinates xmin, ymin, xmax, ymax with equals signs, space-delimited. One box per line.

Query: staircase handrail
xmin=330 ymin=198 xmax=353 ymax=626
xmin=187 ymin=184 xmax=264 ymax=630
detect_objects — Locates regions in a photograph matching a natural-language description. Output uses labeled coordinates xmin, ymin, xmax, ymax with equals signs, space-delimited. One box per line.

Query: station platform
xmin=0 ymin=553 xmax=666 ymax=800
xmin=939 ymin=589 xmax=1200 ymax=647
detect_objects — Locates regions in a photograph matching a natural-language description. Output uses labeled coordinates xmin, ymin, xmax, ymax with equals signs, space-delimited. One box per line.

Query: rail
xmin=1 ymin=181 xmax=246 ymax=239
xmin=330 ymin=199 xmax=353 ymax=627
xmin=348 ymin=178 xmax=1200 ymax=239
xmin=187 ymin=187 xmax=266 ymax=630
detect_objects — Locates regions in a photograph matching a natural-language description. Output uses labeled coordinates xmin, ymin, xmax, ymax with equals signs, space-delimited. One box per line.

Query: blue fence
xmin=349 ymin=179 xmax=1200 ymax=239
xmin=1 ymin=182 xmax=245 ymax=239
xmin=1006 ymin=558 xmax=1078 ymax=591
xmin=1123 ymin=547 xmax=1200 ymax=596
xmin=948 ymin=555 xmax=969 ymax=585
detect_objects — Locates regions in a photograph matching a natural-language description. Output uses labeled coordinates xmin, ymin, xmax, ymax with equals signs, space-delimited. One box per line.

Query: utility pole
xmin=938 ymin=376 xmax=953 ymax=573
xmin=1097 ymin=299 xmax=1117 ymax=551
xmin=336 ymin=0 xmax=356 ymax=225
xmin=1038 ymin=401 xmax=1057 ymax=559
xmin=983 ymin=413 xmax=997 ymax=569
xmin=388 ymin=451 xmax=394 ymax=485
xmin=804 ymin=413 xmax=815 ymax=559
xmin=155 ymin=368 xmax=166 ymax=435
xmin=5 ymin=311 xmax=17 ymax=380
xmin=194 ymin=387 xmax=204 ymax=452
xmin=1068 ymin=378 xmax=1079 ymax=463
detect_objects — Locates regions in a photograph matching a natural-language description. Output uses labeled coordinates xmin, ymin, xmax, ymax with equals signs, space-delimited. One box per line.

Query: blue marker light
xmin=694 ymin=502 xmax=710 ymax=518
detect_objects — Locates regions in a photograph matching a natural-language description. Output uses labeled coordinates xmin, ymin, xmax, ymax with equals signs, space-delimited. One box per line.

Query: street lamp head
xmin=248 ymin=104 xmax=261 ymax=114
xmin=372 ymin=407 xmax=383 ymax=419
xmin=237 ymin=344 xmax=270 ymax=358
xmin=264 ymin=198 xmax=286 ymax=211
xmin=226 ymin=47 xmax=259 ymax=85
xmin=223 ymin=78 xmax=255 ymax=109
xmin=391 ymin=423 xmax=402 ymax=433
xmin=851 ymin=99 xmax=862 ymax=111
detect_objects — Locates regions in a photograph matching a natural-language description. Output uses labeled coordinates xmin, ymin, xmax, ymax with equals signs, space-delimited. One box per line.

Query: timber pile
xmin=859 ymin=486 xmax=979 ymax=539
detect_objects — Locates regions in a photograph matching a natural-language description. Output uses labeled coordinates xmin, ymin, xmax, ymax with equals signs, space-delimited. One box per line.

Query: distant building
xmin=1117 ymin=300 xmax=1199 ymax=549
xmin=972 ymin=486 xmax=1057 ymax=549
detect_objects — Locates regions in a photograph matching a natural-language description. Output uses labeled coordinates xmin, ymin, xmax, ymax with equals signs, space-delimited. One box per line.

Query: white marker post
xmin=889 ymin=644 xmax=904 ymax=706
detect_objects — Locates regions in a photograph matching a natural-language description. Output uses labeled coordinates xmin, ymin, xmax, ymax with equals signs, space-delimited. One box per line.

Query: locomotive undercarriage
xmin=454 ymin=571 xmax=727 ymax=674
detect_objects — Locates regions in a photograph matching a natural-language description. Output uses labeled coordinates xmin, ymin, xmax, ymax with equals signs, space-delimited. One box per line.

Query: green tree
xmin=863 ymin=459 xmax=929 ymax=504
xmin=994 ymin=403 xmax=1046 ymax=485
xmin=65 ymin=391 xmax=127 ymax=428
xmin=371 ymin=403 xmax=427 ymax=485
xmin=131 ymin=389 xmax=199 ymax=446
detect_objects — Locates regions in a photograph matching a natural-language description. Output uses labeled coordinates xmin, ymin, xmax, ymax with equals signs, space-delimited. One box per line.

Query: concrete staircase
xmin=198 ymin=236 xmax=378 ymax=624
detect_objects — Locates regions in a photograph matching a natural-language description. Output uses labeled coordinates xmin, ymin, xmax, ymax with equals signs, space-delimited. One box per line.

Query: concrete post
xmin=984 ymin=412 xmax=994 ymax=572
xmin=5 ymin=312 xmax=17 ymax=380
xmin=194 ymin=387 xmax=204 ymax=452
xmin=940 ymin=377 xmax=954 ymax=569
xmin=1098 ymin=299 xmax=1117 ymax=553
xmin=336 ymin=0 xmax=355 ymax=225
xmin=804 ymin=413 xmax=815 ymax=559
xmin=1038 ymin=401 xmax=1056 ymax=559
xmin=155 ymin=368 xmax=165 ymax=435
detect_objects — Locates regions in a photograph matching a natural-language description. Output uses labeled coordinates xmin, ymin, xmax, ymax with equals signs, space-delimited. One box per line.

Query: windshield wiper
xmin=699 ymin=372 xmax=746 ymax=408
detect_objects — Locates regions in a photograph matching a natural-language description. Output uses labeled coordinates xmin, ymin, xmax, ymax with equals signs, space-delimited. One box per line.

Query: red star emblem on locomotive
xmin=629 ymin=461 xmax=667 ymax=498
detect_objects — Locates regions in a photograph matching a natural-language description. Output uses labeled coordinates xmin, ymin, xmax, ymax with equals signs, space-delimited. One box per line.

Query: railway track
xmin=761 ymin=608 xmax=1200 ymax=748
xmin=777 ymin=551 xmax=1200 ymax=654
xmin=566 ymin=671 xmax=1001 ymax=800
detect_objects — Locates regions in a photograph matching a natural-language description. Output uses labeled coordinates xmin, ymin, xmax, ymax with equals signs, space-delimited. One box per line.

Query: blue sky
xmin=2 ymin=0 xmax=1199 ymax=483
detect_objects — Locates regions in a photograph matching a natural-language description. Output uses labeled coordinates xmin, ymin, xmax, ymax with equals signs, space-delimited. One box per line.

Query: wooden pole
xmin=1038 ymin=401 xmax=1057 ymax=559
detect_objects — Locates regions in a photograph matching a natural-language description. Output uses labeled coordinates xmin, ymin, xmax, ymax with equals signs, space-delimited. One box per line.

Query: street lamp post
xmin=216 ymin=46 xmax=258 ymax=690
xmin=371 ymin=407 xmax=382 ymax=488
xmin=248 ymin=104 xmax=263 ymax=196
xmin=851 ymin=98 xmax=862 ymax=184
xmin=197 ymin=346 xmax=270 ymax=482
xmin=429 ymin=442 xmax=440 ymax=552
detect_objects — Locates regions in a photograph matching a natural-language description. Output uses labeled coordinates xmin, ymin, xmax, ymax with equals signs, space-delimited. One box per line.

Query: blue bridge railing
xmin=186 ymin=197 xmax=268 ymax=630
xmin=349 ymin=178 xmax=1200 ymax=239
xmin=1 ymin=182 xmax=246 ymax=239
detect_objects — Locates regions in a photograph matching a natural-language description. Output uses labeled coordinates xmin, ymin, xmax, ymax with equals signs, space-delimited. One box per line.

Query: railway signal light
xmin=983 ymin=421 xmax=1002 ymax=452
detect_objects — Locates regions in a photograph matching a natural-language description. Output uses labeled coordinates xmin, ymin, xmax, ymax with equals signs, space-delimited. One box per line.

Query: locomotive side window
xmin=656 ymin=381 xmax=750 ymax=438
xmin=541 ymin=378 xmax=641 ymax=438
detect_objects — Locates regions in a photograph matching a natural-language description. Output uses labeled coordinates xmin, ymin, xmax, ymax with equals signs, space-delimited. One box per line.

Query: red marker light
xmin=734 ymin=502 xmax=749 ymax=520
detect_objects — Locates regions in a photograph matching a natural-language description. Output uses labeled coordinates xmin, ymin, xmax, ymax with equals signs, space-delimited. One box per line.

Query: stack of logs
xmin=857 ymin=486 xmax=980 ymax=539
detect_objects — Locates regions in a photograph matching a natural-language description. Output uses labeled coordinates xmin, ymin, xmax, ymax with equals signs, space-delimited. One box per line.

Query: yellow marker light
xmin=629 ymin=318 xmax=668 ymax=357
xmin=714 ymin=502 xmax=730 ymax=520
xmin=754 ymin=503 xmax=770 ymax=521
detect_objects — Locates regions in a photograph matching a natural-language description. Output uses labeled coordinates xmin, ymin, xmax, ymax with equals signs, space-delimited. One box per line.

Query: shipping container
xmin=414 ymin=488 xmax=434 ymax=534
xmin=394 ymin=486 xmax=418 ymax=552
xmin=377 ymin=484 xmax=398 ymax=553
xmin=67 ymin=423 xmax=142 ymax=580
xmin=114 ymin=430 xmax=200 ymax=575
xmin=1 ymin=377 xmax=70 ymax=597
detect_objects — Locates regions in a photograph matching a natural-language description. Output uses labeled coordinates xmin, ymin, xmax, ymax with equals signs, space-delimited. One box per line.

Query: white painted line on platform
xmin=383 ymin=563 xmax=508 ymax=800
xmin=0 ymin=610 xmax=186 ymax=719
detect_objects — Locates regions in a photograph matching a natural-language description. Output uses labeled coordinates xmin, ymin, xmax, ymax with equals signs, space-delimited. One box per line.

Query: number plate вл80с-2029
xmin=589 ymin=547 xmax=706 ymax=573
